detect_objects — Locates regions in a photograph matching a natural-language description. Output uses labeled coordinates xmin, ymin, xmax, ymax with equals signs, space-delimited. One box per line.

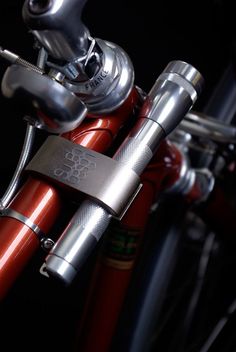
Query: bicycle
xmin=0 ymin=0 xmax=236 ymax=352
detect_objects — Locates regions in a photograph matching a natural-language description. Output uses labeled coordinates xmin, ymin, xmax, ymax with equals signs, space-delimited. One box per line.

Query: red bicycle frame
xmin=0 ymin=2 xmax=214 ymax=352
xmin=0 ymin=88 xmax=141 ymax=300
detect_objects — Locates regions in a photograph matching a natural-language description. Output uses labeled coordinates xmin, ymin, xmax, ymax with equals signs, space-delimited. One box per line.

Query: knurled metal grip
xmin=25 ymin=136 xmax=141 ymax=217
xmin=44 ymin=60 xmax=204 ymax=286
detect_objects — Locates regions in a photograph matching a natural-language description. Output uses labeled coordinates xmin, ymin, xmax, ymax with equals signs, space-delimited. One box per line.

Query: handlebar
xmin=45 ymin=60 xmax=204 ymax=285
xmin=180 ymin=111 xmax=236 ymax=144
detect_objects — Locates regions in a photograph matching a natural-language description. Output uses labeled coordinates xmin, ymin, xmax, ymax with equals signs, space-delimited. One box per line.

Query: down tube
xmin=0 ymin=88 xmax=141 ymax=300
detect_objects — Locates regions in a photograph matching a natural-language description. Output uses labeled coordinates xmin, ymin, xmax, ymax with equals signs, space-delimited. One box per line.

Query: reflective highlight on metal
xmin=22 ymin=0 xmax=134 ymax=114
xmin=1 ymin=64 xmax=87 ymax=133
xmin=163 ymin=152 xmax=196 ymax=195
xmin=46 ymin=200 xmax=111 ymax=284
xmin=0 ymin=123 xmax=35 ymax=210
xmin=0 ymin=46 xmax=46 ymax=211
xmin=162 ymin=60 xmax=203 ymax=97
xmin=0 ymin=208 xmax=46 ymax=240
xmin=22 ymin=0 xmax=89 ymax=61
xmin=0 ymin=177 xmax=62 ymax=299
xmin=45 ymin=60 xmax=204 ymax=284
xmin=169 ymin=128 xmax=192 ymax=153
xmin=193 ymin=168 xmax=215 ymax=202
xmin=114 ymin=121 xmax=163 ymax=174
xmin=65 ymin=39 xmax=135 ymax=113
xmin=28 ymin=0 xmax=53 ymax=15
xmin=180 ymin=111 xmax=236 ymax=144
xmin=0 ymin=47 xmax=44 ymax=74
xmin=26 ymin=136 xmax=141 ymax=216
xmin=139 ymin=61 xmax=204 ymax=136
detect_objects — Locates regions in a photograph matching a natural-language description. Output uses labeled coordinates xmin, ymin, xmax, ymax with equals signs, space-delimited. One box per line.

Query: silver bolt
xmin=41 ymin=238 xmax=55 ymax=251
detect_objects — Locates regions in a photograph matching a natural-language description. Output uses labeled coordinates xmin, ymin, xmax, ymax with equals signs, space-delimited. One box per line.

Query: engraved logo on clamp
xmin=54 ymin=148 xmax=96 ymax=184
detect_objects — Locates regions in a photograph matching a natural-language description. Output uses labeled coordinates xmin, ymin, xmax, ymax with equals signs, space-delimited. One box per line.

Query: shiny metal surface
xmin=22 ymin=0 xmax=89 ymax=61
xmin=194 ymin=168 xmax=215 ymax=202
xmin=0 ymin=47 xmax=47 ymax=210
xmin=26 ymin=136 xmax=141 ymax=216
xmin=0 ymin=47 xmax=44 ymax=74
xmin=114 ymin=61 xmax=204 ymax=165
xmin=45 ymin=60 xmax=203 ymax=284
xmin=0 ymin=208 xmax=45 ymax=240
xmin=163 ymin=153 xmax=196 ymax=195
xmin=163 ymin=60 xmax=204 ymax=97
xmin=65 ymin=39 xmax=134 ymax=113
xmin=46 ymin=200 xmax=111 ymax=284
xmin=36 ymin=46 xmax=48 ymax=68
xmin=180 ymin=111 xmax=236 ymax=144
xmin=9 ymin=177 xmax=62 ymax=233
xmin=114 ymin=121 xmax=162 ymax=174
xmin=0 ymin=123 xmax=35 ymax=210
xmin=23 ymin=1 xmax=134 ymax=113
xmin=140 ymin=60 xmax=204 ymax=136
xmin=41 ymin=238 xmax=55 ymax=251
xmin=169 ymin=129 xmax=192 ymax=153
xmin=0 ymin=177 xmax=62 ymax=299
xmin=1 ymin=64 xmax=87 ymax=133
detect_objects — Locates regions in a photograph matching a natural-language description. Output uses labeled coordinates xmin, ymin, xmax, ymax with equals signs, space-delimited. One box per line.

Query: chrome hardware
xmin=163 ymin=153 xmax=196 ymax=196
xmin=25 ymin=135 xmax=141 ymax=217
xmin=65 ymin=39 xmax=135 ymax=114
xmin=22 ymin=0 xmax=90 ymax=62
xmin=0 ymin=208 xmax=45 ymax=240
xmin=180 ymin=111 xmax=236 ymax=144
xmin=45 ymin=60 xmax=204 ymax=285
xmin=1 ymin=64 xmax=87 ymax=133
xmin=0 ymin=123 xmax=36 ymax=210
xmin=138 ymin=61 xmax=204 ymax=136
xmin=193 ymin=168 xmax=215 ymax=203
xmin=0 ymin=47 xmax=44 ymax=74
xmin=22 ymin=0 xmax=135 ymax=114
xmin=0 ymin=47 xmax=47 ymax=209
xmin=39 ymin=263 xmax=50 ymax=278
xmin=41 ymin=238 xmax=55 ymax=252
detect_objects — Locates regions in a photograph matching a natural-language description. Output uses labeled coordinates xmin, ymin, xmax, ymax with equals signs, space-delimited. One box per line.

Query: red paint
xmin=0 ymin=87 xmax=141 ymax=300
xmin=0 ymin=177 xmax=62 ymax=300
xmin=62 ymin=87 xmax=141 ymax=151
xmin=185 ymin=179 xmax=203 ymax=203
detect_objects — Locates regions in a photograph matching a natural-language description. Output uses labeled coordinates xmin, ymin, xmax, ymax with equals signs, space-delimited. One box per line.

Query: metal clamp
xmin=0 ymin=208 xmax=45 ymax=240
xmin=0 ymin=208 xmax=55 ymax=252
xmin=25 ymin=136 xmax=141 ymax=217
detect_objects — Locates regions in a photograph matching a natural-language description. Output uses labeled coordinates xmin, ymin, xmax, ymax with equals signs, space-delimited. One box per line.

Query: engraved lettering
xmin=54 ymin=147 xmax=96 ymax=184
xmin=85 ymin=69 xmax=109 ymax=90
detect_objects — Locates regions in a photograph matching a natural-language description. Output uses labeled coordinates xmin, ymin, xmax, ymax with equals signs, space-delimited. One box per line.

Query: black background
xmin=0 ymin=1 xmax=236 ymax=351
